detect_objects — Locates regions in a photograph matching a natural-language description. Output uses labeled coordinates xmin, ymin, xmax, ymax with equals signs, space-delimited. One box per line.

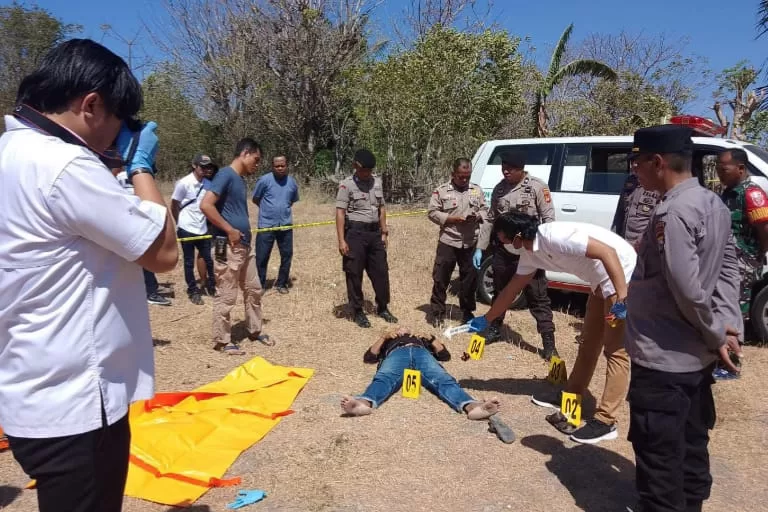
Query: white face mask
xmin=504 ymin=243 xmax=522 ymax=256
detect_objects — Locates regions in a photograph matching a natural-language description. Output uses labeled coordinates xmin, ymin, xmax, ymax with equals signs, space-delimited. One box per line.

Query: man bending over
xmin=341 ymin=327 xmax=500 ymax=420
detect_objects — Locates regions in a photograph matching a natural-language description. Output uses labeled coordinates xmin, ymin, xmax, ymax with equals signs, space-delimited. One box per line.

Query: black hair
xmin=273 ymin=154 xmax=288 ymax=163
xmin=234 ymin=138 xmax=262 ymax=157
xmin=452 ymin=158 xmax=471 ymax=171
xmin=661 ymin=152 xmax=692 ymax=172
xmin=500 ymin=150 xmax=526 ymax=169
xmin=720 ymin=148 xmax=749 ymax=166
xmin=494 ymin=211 xmax=540 ymax=241
xmin=16 ymin=39 xmax=142 ymax=121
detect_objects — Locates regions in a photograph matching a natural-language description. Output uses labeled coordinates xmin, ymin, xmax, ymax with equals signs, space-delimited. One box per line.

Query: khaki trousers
xmin=213 ymin=243 xmax=263 ymax=345
xmin=565 ymin=292 xmax=630 ymax=425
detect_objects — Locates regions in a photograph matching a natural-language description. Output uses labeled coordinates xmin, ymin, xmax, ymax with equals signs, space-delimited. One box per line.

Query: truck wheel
xmin=750 ymin=284 xmax=768 ymax=342
xmin=476 ymin=256 xmax=526 ymax=309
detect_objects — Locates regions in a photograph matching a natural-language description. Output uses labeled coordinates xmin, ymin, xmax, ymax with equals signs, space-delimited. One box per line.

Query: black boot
xmin=541 ymin=331 xmax=558 ymax=361
xmin=485 ymin=324 xmax=501 ymax=343
xmin=353 ymin=310 xmax=371 ymax=328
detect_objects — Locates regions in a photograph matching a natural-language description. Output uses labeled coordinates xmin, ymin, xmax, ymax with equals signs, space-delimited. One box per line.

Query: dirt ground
xmin=1 ymin=190 xmax=767 ymax=512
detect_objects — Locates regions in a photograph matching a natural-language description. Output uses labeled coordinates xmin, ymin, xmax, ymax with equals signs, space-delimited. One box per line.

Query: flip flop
xmin=545 ymin=411 xmax=579 ymax=435
xmin=488 ymin=415 xmax=516 ymax=444
xmin=215 ymin=343 xmax=246 ymax=355
xmin=249 ymin=334 xmax=275 ymax=347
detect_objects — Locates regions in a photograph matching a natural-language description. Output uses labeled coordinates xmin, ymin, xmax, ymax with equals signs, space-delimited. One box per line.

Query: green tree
xmin=0 ymin=3 xmax=80 ymax=126
xmin=532 ymin=24 xmax=616 ymax=137
xmin=712 ymin=61 xmax=766 ymax=140
xmin=140 ymin=65 xmax=214 ymax=179
xmin=354 ymin=26 xmax=523 ymax=199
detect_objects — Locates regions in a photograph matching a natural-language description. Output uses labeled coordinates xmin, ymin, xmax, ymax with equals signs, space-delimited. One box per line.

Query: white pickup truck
xmin=469 ymin=119 xmax=768 ymax=338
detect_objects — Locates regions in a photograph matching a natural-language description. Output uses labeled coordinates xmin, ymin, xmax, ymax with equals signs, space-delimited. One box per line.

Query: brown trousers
xmin=566 ymin=292 xmax=630 ymax=425
xmin=213 ymin=243 xmax=263 ymax=345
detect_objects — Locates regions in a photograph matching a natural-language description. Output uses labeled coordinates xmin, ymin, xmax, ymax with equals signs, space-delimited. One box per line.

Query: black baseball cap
xmin=353 ymin=149 xmax=376 ymax=170
xmin=193 ymin=153 xmax=217 ymax=167
xmin=628 ymin=125 xmax=694 ymax=160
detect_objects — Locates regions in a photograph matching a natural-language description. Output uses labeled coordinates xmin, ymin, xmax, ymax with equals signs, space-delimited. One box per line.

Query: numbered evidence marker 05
xmin=467 ymin=334 xmax=486 ymax=360
xmin=546 ymin=356 xmax=568 ymax=386
xmin=560 ymin=391 xmax=582 ymax=427
xmin=402 ymin=369 xmax=421 ymax=399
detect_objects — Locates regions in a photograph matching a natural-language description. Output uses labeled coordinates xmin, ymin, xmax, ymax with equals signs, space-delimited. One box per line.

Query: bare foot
xmin=465 ymin=398 xmax=501 ymax=420
xmin=341 ymin=395 xmax=373 ymax=416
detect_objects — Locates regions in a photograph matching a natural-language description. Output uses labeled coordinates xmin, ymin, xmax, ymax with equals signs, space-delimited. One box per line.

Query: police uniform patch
xmin=542 ymin=188 xmax=552 ymax=203
xmin=749 ymin=188 xmax=766 ymax=207
xmin=640 ymin=204 xmax=650 ymax=213
xmin=655 ymin=220 xmax=665 ymax=251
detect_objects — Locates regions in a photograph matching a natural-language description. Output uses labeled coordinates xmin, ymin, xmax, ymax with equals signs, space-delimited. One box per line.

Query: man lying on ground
xmin=341 ymin=327 xmax=500 ymax=419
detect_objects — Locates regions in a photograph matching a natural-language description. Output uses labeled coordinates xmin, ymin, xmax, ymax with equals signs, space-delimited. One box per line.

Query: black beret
xmin=354 ymin=149 xmax=376 ymax=169
xmin=499 ymin=150 xmax=526 ymax=169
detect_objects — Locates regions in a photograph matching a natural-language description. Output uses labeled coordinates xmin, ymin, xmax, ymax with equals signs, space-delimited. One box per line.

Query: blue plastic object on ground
xmin=226 ymin=489 xmax=267 ymax=509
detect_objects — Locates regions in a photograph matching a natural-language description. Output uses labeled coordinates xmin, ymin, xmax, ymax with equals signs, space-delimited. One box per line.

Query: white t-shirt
xmin=516 ymin=221 xmax=637 ymax=298
xmin=0 ymin=116 xmax=166 ymax=438
xmin=171 ymin=172 xmax=207 ymax=235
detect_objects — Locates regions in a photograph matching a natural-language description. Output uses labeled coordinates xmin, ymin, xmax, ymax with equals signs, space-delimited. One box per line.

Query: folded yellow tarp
xmin=124 ymin=357 xmax=313 ymax=506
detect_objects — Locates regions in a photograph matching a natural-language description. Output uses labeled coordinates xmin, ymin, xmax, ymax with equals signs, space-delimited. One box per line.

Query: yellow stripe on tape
xmin=176 ymin=209 xmax=428 ymax=243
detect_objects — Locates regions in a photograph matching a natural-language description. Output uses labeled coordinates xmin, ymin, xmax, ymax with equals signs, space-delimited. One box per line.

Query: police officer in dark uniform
xmin=335 ymin=149 xmax=397 ymax=328
xmin=612 ymin=171 xmax=661 ymax=248
xmin=626 ymin=125 xmax=743 ymax=512
xmin=475 ymin=150 xmax=557 ymax=360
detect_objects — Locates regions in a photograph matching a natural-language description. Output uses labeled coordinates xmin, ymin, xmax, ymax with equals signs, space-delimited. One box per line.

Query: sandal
xmin=545 ymin=411 xmax=579 ymax=435
xmin=248 ymin=333 xmax=275 ymax=347
xmin=488 ymin=415 xmax=516 ymax=444
xmin=214 ymin=343 xmax=246 ymax=355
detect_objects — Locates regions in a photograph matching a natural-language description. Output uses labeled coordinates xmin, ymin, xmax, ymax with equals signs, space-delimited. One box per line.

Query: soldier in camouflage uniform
xmin=716 ymin=148 xmax=768 ymax=333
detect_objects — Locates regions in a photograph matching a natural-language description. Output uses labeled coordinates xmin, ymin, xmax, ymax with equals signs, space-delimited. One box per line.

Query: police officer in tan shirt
xmin=612 ymin=171 xmax=661 ymax=248
xmin=427 ymin=158 xmax=488 ymax=327
xmin=475 ymin=150 xmax=558 ymax=360
xmin=335 ymin=149 xmax=398 ymax=328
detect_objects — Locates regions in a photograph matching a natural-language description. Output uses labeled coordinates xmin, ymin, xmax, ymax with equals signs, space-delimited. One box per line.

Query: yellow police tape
xmin=176 ymin=209 xmax=429 ymax=243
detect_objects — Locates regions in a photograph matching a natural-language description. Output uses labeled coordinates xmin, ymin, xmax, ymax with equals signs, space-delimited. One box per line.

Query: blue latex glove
xmin=467 ymin=315 xmax=488 ymax=333
xmin=609 ymin=301 xmax=627 ymax=320
xmin=116 ymin=120 xmax=159 ymax=174
xmin=472 ymin=249 xmax=483 ymax=269
xmin=226 ymin=489 xmax=266 ymax=509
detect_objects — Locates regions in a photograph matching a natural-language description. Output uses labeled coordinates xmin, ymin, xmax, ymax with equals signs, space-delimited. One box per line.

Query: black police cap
xmin=628 ymin=124 xmax=694 ymax=160
xmin=354 ymin=149 xmax=376 ymax=169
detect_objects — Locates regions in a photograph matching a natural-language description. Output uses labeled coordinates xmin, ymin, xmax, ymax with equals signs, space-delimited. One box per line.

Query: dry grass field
xmin=1 ymin=188 xmax=767 ymax=512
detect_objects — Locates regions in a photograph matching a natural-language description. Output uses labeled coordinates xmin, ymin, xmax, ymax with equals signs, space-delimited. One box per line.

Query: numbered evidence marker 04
xmin=560 ymin=391 xmax=582 ymax=427
xmin=546 ymin=356 xmax=568 ymax=386
xmin=402 ymin=369 xmax=421 ymax=399
xmin=467 ymin=334 xmax=486 ymax=360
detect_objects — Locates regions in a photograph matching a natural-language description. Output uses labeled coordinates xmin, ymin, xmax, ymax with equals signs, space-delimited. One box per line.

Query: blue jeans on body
xmin=143 ymin=269 xmax=158 ymax=296
xmin=357 ymin=346 xmax=476 ymax=412
xmin=255 ymin=229 xmax=293 ymax=288
xmin=178 ymin=227 xmax=215 ymax=294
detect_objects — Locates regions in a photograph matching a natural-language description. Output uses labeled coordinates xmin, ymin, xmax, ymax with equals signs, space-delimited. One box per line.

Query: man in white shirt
xmin=469 ymin=211 xmax=635 ymax=445
xmin=172 ymin=154 xmax=218 ymax=304
xmin=0 ymin=39 xmax=178 ymax=512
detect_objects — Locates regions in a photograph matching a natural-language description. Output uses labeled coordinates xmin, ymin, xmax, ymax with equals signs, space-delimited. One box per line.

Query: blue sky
xmin=24 ymin=0 xmax=768 ymax=113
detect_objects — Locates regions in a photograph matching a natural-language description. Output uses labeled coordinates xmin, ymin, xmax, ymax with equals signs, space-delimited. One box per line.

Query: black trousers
xmin=490 ymin=246 xmax=554 ymax=334
xmin=430 ymin=242 xmax=477 ymax=315
xmin=343 ymin=228 xmax=390 ymax=312
xmin=178 ymin=227 xmax=215 ymax=294
xmin=628 ymin=363 xmax=716 ymax=512
xmin=7 ymin=413 xmax=131 ymax=512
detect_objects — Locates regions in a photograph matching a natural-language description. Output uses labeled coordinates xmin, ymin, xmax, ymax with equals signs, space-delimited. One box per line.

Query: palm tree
xmin=532 ymin=24 xmax=617 ymax=137
xmin=759 ymin=0 xmax=768 ymax=37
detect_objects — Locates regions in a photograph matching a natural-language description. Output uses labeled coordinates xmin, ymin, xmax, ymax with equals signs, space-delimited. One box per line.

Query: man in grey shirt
xmin=626 ymin=125 xmax=742 ymax=512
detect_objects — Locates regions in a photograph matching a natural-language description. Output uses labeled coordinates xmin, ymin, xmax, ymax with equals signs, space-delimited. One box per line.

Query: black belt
xmin=347 ymin=220 xmax=380 ymax=232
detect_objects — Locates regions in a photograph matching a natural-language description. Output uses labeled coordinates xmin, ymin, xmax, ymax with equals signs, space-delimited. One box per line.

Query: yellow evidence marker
xmin=546 ymin=356 xmax=568 ymax=386
xmin=467 ymin=334 xmax=486 ymax=360
xmin=560 ymin=392 xmax=582 ymax=427
xmin=402 ymin=369 xmax=421 ymax=399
